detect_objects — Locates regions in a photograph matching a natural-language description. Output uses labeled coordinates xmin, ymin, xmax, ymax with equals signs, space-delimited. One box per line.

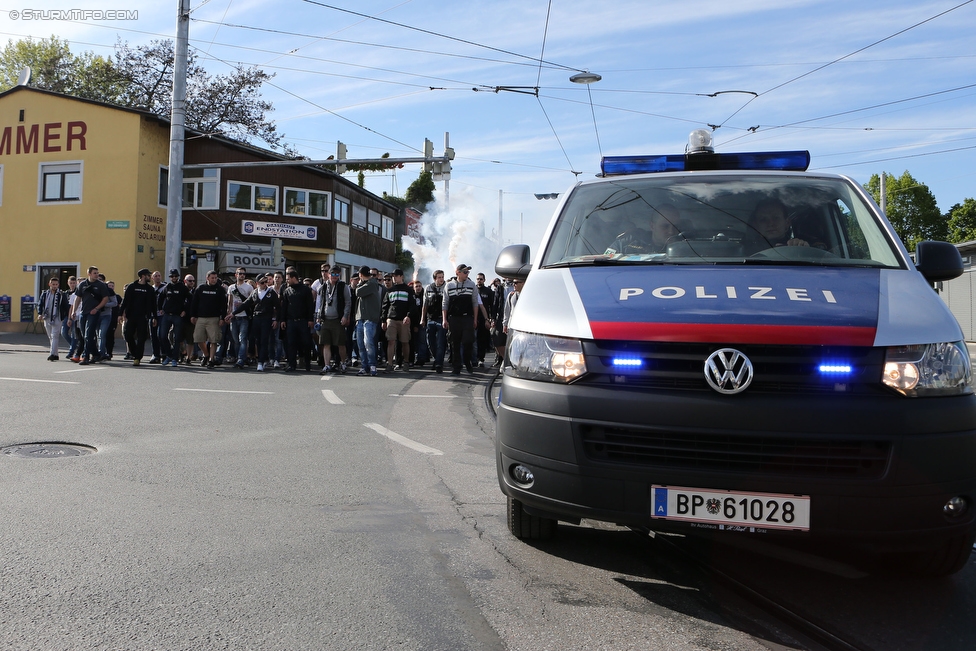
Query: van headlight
xmin=507 ymin=330 xmax=587 ymax=383
xmin=883 ymin=342 xmax=972 ymax=397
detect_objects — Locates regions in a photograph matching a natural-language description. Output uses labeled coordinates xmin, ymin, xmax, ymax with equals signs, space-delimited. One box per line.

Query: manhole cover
xmin=1 ymin=442 xmax=97 ymax=458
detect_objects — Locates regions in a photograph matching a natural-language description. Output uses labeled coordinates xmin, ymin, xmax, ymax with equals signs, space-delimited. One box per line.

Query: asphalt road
xmin=2 ymin=334 xmax=975 ymax=650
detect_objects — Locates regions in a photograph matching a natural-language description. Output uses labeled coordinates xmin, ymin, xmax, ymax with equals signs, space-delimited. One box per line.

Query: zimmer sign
xmin=242 ymin=220 xmax=317 ymax=240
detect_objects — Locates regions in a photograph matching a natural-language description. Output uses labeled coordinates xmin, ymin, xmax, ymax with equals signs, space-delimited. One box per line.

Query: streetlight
xmin=570 ymin=72 xmax=602 ymax=84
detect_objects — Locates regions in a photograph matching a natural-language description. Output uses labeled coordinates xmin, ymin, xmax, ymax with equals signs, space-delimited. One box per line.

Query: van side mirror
xmin=915 ymin=241 xmax=963 ymax=283
xmin=495 ymin=244 xmax=532 ymax=280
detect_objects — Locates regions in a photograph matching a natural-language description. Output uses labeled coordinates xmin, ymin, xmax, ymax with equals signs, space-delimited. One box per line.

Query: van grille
xmin=581 ymin=341 xmax=886 ymax=395
xmin=580 ymin=426 xmax=891 ymax=479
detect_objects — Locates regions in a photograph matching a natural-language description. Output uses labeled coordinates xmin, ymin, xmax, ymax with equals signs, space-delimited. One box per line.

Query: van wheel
xmin=507 ymin=496 xmax=557 ymax=540
xmin=906 ymin=531 xmax=976 ymax=577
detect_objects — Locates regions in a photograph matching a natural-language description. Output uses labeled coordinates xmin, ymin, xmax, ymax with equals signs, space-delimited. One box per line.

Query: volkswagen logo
xmin=704 ymin=348 xmax=754 ymax=394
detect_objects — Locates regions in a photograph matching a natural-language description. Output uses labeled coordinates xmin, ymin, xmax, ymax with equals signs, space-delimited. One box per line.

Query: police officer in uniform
xmin=442 ymin=263 xmax=479 ymax=376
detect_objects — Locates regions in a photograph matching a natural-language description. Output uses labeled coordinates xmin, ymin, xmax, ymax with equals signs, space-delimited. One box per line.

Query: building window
xmin=184 ymin=168 xmax=219 ymax=209
xmin=39 ymin=161 xmax=82 ymax=203
xmin=352 ymin=203 xmax=367 ymax=231
xmin=334 ymin=198 xmax=350 ymax=224
xmin=158 ymin=167 xmax=219 ymax=209
xmin=367 ymin=209 xmax=381 ymax=235
xmin=284 ymin=187 xmax=331 ymax=219
xmin=158 ymin=166 xmax=168 ymax=207
xmin=382 ymin=216 xmax=394 ymax=241
xmin=228 ymin=181 xmax=277 ymax=213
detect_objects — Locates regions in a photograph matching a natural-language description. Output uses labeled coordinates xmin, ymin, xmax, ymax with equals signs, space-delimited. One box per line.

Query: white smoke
xmin=402 ymin=187 xmax=501 ymax=283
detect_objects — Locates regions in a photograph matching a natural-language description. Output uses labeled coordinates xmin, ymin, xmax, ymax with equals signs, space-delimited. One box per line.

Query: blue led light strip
xmin=601 ymin=151 xmax=811 ymax=176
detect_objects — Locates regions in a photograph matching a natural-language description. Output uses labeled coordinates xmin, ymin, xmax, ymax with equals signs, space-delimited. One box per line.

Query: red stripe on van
xmin=589 ymin=322 xmax=877 ymax=346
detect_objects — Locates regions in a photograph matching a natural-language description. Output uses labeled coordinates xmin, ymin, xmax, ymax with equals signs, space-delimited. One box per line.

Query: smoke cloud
xmin=402 ymin=187 xmax=500 ymax=283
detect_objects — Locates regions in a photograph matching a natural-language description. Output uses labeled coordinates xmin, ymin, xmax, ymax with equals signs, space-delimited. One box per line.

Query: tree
xmin=946 ymin=199 xmax=976 ymax=244
xmin=864 ymin=171 xmax=944 ymax=250
xmin=404 ymin=171 xmax=435 ymax=207
xmin=0 ymin=37 xmax=282 ymax=150
xmin=0 ymin=36 xmax=118 ymax=98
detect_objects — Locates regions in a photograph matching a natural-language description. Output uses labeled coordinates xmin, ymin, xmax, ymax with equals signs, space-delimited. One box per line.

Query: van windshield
xmin=541 ymin=174 xmax=904 ymax=269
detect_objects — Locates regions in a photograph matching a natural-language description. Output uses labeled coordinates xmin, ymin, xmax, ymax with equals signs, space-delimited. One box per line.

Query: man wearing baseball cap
xmin=442 ymin=263 xmax=479 ymax=375
xmin=118 ymin=268 xmax=157 ymax=365
xmin=157 ymin=268 xmax=190 ymax=367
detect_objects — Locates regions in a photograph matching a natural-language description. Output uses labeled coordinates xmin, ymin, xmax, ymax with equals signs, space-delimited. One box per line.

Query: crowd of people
xmin=34 ymin=262 xmax=523 ymax=378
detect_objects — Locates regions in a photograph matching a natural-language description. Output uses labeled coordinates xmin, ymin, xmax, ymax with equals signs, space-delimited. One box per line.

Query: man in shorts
xmin=317 ymin=268 xmax=351 ymax=374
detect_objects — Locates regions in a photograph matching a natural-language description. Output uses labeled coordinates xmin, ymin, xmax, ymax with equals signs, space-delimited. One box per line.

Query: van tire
xmin=508 ymin=496 xmax=557 ymax=540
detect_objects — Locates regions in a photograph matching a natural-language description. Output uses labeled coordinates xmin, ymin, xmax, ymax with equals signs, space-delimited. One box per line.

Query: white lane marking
xmin=320 ymin=375 xmax=333 ymax=381
xmin=388 ymin=394 xmax=456 ymax=398
xmin=364 ymin=422 xmax=443 ymax=456
xmin=321 ymin=389 xmax=345 ymax=404
xmin=0 ymin=377 xmax=79 ymax=384
xmin=173 ymin=388 xmax=275 ymax=394
xmin=55 ymin=366 xmax=107 ymax=374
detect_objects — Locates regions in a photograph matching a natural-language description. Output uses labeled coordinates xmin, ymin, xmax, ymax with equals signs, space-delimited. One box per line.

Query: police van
xmin=494 ymin=130 xmax=976 ymax=576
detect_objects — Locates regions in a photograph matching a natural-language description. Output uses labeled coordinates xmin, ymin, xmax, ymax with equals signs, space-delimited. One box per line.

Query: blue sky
xmin=3 ymin=0 xmax=975 ymax=264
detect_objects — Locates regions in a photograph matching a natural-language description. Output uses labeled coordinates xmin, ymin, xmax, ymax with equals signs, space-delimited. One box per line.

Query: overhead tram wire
xmin=721 ymin=80 xmax=976 ymax=148
xmin=188 ymin=19 xmax=570 ymax=73
xmin=301 ymin=0 xmax=579 ymax=72
xmin=187 ymin=44 xmax=419 ymax=154
xmin=716 ymin=0 xmax=976 ymax=134
xmin=813 ymin=143 xmax=976 ymax=170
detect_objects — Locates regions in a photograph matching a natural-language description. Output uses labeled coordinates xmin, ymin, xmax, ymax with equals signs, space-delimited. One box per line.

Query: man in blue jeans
xmin=226 ymin=267 xmax=253 ymax=369
xmin=421 ymin=269 xmax=447 ymax=373
xmin=353 ymin=265 xmax=382 ymax=376
xmin=157 ymin=269 xmax=190 ymax=367
xmin=75 ymin=266 xmax=109 ymax=365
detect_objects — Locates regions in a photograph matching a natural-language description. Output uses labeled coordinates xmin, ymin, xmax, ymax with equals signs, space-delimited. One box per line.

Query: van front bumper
xmin=496 ymin=375 xmax=976 ymax=551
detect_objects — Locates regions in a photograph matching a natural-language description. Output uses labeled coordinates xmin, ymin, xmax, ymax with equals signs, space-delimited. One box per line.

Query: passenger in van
xmin=748 ymin=199 xmax=810 ymax=249
xmin=605 ymin=204 xmax=681 ymax=255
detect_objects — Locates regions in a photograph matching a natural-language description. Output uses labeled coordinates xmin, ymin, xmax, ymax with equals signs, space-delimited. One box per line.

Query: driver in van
xmin=748 ymin=199 xmax=810 ymax=248
xmin=605 ymin=204 xmax=681 ymax=255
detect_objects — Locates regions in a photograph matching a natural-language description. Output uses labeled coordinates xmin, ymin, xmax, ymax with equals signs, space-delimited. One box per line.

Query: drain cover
xmin=1 ymin=442 xmax=97 ymax=458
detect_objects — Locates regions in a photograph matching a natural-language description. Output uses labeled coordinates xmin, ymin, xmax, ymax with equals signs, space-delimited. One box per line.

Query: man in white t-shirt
xmin=226 ymin=267 xmax=254 ymax=368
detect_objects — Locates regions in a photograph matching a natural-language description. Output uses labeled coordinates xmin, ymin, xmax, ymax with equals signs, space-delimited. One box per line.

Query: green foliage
xmin=346 ymin=152 xmax=404 ymax=173
xmin=946 ymin=198 xmax=976 ymax=244
xmin=395 ymin=238 xmax=414 ymax=274
xmin=0 ymin=36 xmax=118 ymax=96
xmin=382 ymin=193 xmax=408 ymax=209
xmin=864 ymin=171 xmax=945 ymax=250
xmin=404 ymin=171 xmax=435 ymax=206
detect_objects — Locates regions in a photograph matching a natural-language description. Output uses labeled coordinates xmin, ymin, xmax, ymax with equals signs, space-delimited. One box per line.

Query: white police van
xmin=494 ymin=130 xmax=976 ymax=575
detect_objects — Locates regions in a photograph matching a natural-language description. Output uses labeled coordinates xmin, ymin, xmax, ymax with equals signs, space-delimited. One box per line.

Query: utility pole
xmin=879 ymin=172 xmax=887 ymax=214
xmin=165 ymin=0 xmax=190 ymax=275
xmin=443 ymin=132 xmax=450 ymax=209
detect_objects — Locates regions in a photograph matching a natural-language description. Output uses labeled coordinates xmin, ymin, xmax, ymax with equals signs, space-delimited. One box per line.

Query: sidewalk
xmin=0 ymin=331 xmax=51 ymax=353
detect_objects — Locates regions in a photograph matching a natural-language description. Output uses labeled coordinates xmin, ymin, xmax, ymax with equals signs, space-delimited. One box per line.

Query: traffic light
xmin=182 ymin=247 xmax=198 ymax=266
xmin=432 ymin=159 xmax=451 ymax=181
xmin=271 ymin=238 xmax=283 ymax=267
xmin=423 ymin=138 xmax=433 ymax=174
xmin=336 ymin=141 xmax=347 ymax=174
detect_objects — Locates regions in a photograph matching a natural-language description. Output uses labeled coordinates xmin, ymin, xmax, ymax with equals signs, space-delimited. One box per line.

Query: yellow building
xmin=0 ymin=86 xmax=398 ymax=330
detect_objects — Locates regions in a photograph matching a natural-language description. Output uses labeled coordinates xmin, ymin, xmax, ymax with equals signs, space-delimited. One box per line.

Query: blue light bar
xmin=601 ymin=151 xmax=811 ymax=176
xmin=818 ymin=364 xmax=853 ymax=375
xmin=612 ymin=357 xmax=644 ymax=368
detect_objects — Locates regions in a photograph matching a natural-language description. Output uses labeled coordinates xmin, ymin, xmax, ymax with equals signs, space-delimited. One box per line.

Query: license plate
xmin=651 ymin=485 xmax=810 ymax=531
